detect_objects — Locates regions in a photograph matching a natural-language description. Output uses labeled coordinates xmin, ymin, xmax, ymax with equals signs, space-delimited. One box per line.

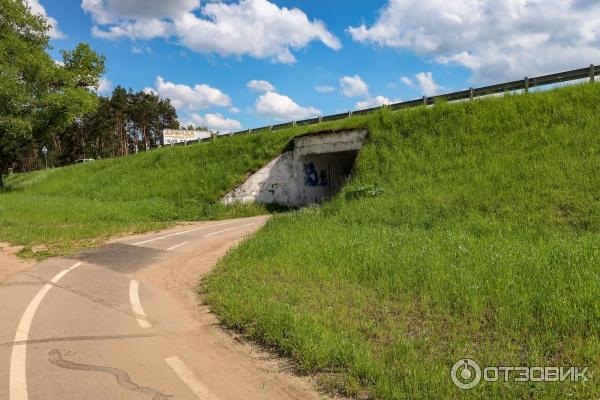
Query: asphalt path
xmin=0 ymin=216 xmax=325 ymax=400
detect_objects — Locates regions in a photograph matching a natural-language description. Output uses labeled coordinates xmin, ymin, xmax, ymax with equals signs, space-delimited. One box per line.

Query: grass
xmin=205 ymin=84 xmax=600 ymax=399
xmin=0 ymin=115 xmax=368 ymax=257
xmin=0 ymin=129 xmax=285 ymax=256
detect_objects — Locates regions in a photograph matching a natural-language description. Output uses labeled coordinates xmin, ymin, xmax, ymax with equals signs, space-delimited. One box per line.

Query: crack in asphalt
xmin=0 ymin=281 xmax=42 ymax=287
xmin=49 ymin=349 xmax=172 ymax=400
xmin=1 ymin=333 xmax=159 ymax=347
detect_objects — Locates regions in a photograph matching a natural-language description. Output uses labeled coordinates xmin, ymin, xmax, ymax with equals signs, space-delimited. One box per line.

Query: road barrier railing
xmin=230 ymin=64 xmax=599 ymax=137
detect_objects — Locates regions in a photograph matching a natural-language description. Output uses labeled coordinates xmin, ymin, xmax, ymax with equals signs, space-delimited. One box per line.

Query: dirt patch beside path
xmin=0 ymin=243 xmax=34 ymax=284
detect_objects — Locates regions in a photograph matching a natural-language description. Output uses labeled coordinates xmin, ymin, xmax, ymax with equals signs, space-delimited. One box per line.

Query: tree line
xmin=0 ymin=0 xmax=180 ymax=187
xmin=57 ymin=87 xmax=179 ymax=165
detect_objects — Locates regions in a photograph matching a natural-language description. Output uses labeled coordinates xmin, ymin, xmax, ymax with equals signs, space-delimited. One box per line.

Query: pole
xmin=591 ymin=64 xmax=595 ymax=83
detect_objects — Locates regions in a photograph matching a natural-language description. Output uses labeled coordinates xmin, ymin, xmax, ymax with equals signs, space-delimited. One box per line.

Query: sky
xmin=30 ymin=0 xmax=600 ymax=132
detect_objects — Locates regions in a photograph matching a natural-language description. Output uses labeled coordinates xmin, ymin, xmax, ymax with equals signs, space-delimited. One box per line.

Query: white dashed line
xmin=10 ymin=262 xmax=82 ymax=400
xmin=203 ymin=223 xmax=255 ymax=238
xmin=166 ymin=241 xmax=189 ymax=252
xmin=132 ymin=221 xmax=240 ymax=246
xmin=165 ymin=357 xmax=219 ymax=400
xmin=129 ymin=280 xmax=151 ymax=328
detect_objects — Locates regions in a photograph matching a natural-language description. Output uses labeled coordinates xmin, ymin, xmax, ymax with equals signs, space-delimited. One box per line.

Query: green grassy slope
xmin=206 ymin=84 xmax=600 ymax=399
xmin=0 ymin=115 xmax=367 ymax=257
xmin=0 ymin=130 xmax=298 ymax=256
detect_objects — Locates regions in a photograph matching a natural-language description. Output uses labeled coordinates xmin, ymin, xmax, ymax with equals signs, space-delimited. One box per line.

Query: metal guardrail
xmin=231 ymin=64 xmax=599 ymax=136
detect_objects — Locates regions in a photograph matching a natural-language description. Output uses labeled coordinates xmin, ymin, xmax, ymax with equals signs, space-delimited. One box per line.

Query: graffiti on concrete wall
xmin=304 ymin=162 xmax=328 ymax=187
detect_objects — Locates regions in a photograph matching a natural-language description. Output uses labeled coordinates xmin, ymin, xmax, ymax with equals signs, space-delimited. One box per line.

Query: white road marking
xmin=203 ymin=223 xmax=255 ymax=238
xmin=165 ymin=357 xmax=219 ymax=400
xmin=129 ymin=280 xmax=151 ymax=328
xmin=132 ymin=221 xmax=240 ymax=246
xmin=10 ymin=262 xmax=82 ymax=400
xmin=166 ymin=241 xmax=189 ymax=252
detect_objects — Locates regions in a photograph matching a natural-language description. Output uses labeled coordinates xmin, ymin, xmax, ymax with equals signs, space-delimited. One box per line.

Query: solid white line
xmin=129 ymin=280 xmax=151 ymax=328
xmin=165 ymin=357 xmax=219 ymax=400
xmin=10 ymin=262 xmax=82 ymax=400
xmin=203 ymin=223 xmax=255 ymax=238
xmin=166 ymin=241 xmax=189 ymax=252
xmin=132 ymin=221 xmax=240 ymax=246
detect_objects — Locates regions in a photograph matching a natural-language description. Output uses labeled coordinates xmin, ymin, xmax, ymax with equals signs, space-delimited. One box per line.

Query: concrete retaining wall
xmin=222 ymin=129 xmax=367 ymax=207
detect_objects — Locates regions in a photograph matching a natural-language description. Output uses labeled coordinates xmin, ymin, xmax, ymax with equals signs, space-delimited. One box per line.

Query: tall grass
xmin=206 ymin=84 xmax=600 ymax=399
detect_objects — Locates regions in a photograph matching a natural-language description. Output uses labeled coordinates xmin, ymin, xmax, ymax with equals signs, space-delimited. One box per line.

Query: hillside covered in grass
xmin=206 ymin=84 xmax=600 ymax=399
xmin=0 ymin=130 xmax=299 ymax=256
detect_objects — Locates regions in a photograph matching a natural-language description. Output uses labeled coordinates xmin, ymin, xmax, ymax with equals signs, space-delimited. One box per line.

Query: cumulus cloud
xmin=97 ymin=77 xmax=113 ymax=94
xmin=247 ymin=80 xmax=275 ymax=93
xmin=143 ymin=87 xmax=157 ymax=95
xmin=339 ymin=75 xmax=369 ymax=98
xmin=82 ymin=0 xmax=341 ymax=64
xmin=400 ymin=72 xmax=443 ymax=96
xmin=315 ymin=85 xmax=335 ymax=93
xmin=348 ymin=0 xmax=600 ymax=82
xmin=255 ymin=91 xmax=320 ymax=120
xmin=26 ymin=0 xmax=66 ymax=39
xmin=355 ymin=95 xmax=399 ymax=110
xmin=151 ymin=76 xmax=231 ymax=111
xmin=189 ymin=112 xmax=242 ymax=133
xmin=90 ymin=18 xmax=172 ymax=40
xmin=82 ymin=0 xmax=199 ymax=24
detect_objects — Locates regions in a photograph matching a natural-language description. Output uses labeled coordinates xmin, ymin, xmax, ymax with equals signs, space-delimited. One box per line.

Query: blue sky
xmin=32 ymin=0 xmax=600 ymax=132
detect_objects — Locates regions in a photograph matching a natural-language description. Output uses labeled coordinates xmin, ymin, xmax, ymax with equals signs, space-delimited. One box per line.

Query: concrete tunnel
xmin=222 ymin=129 xmax=368 ymax=207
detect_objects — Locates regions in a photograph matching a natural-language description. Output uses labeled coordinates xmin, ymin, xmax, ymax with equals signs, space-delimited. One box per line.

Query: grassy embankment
xmin=206 ymin=84 xmax=600 ymax=399
xmin=0 ymin=116 xmax=364 ymax=258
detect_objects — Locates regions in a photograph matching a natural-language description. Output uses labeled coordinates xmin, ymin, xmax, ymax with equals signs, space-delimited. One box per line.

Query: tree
xmin=0 ymin=0 xmax=52 ymax=187
xmin=0 ymin=0 xmax=105 ymax=187
xmin=110 ymin=86 xmax=129 ymax=156
xmin=56 ymin=89 xmax=179 ymax=160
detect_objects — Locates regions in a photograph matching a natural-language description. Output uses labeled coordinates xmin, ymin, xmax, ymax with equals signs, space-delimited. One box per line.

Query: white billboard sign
xmin=163 ymin=129 xmax=213 ymax=145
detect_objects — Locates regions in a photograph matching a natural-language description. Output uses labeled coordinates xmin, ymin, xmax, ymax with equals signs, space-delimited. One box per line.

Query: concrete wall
xmin=222 ymin=129 xmax=367 ymax=207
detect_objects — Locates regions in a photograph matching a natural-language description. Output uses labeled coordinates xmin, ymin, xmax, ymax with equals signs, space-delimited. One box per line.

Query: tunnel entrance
xmin=298 ymin=150 xmax=358 ymax=204
xmin=222 ymin=129 xmax=367 ymax=207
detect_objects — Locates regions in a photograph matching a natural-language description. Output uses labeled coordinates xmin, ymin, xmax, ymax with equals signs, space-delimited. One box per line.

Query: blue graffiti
xmin=304 ymin=162 xmax=327 ymax=187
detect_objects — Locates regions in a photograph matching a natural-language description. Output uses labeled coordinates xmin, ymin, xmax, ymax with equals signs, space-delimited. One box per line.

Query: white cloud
xmin=151 ymin=76 xmax=231 ymax=111
xmin=255 ymin=91 xmax=320 ymax=120
xmin=315 ymin=85 xmax=335 ymax=93
xmin=348 ymin=0 xmax=600 ymax=82
xmin=229 ymin=107 xmax=241 ymax=114
xmin=400 ymin=76 xmax=413 ymax=87
xmin=401 ymin=72 xmax=443 ymax=96
xmin=97 ymin=77 xmax=113 ymax=94
xmin=415 ymin=72 xmax=443 ymax=96
xmin=132 ymin=45 xmax=152 ymax=54
xmin=83 ymin=0 xmax=341 ymax=64
xmin=26 ymin=0 xmax=66 ymax=39
xmin=355 ymin=95 xmax=399 ymax=110
xmin=82 ymin=0 xmax=199 ymax=24
xmin=90 ymin=18 xmax=172 ymax=40
xmin=247 ymin=80 xmax=275 ymax=93
xmin=339 ymin=75 xmax=369 ymax=98
xmin=189 ymin=112 xmax=242 ymax=133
